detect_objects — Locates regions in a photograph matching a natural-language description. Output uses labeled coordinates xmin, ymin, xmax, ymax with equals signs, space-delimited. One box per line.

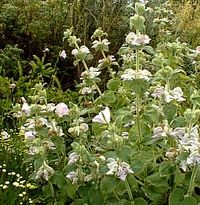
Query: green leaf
xmin=89 ymin=186 xmax=104 ymax=205
xmin=145 ymin=172 xmax=169 ymax=187
xmin=42 ymin=182 xmax=54 ymax=198
xmin=159 ymin=162 xmax=176 ymax=177
xmin=101 ymin=90 xmax=116 ymax=105
xmin=134 ymin=198 xmax=148 ymax=205
xmin=107 ymin=78 xmax=121 ymax=91
xmin=163 ymin=103 xmax=177 ymax=123
xmin=100 ymin=176 xmax=120 ymax=193
xmin=169 ymin=188 xmax=197 ymax=205
xmin=51 ymin=171 xmax=67 ymax=189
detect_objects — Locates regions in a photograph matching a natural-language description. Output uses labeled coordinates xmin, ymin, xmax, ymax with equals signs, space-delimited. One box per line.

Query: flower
xmin=36 ymin=161 xmax=54 ymax=181
xmin=66 ymin=171 xmax=78 ymax=184
xmin=121 ymin=69 xmax=151 ymax=81
xmin=1 ymin=131 xmax=10 ymax=139
xmin=152 ymin=126 xmax=167 ymax=138
xmin=79 ymin=123 xmax=89 ymax=132
xmin=126 ymin=32 xmax=151 ymax=46
xmin=106 ymin=158 xmax=134 ymax=181
xmin=196 ymin=46 xmax=200 ymax=54
xmin=55 ymin=103 xmax=70 ymax=117
xmin=21 ymin=102 xmax=31 ymax=116
xmin=60 ymin=50 xmax=67 ymax=59
xmin=151 ymin=86 xmax=165 ymax=98
xmin=81 ymin=67 xmax=101 ymax=79
xmin=24 ymin=131 xmax=36 ymax=141
xmin=92 ymin=107 xmax=111 ymax=124
xmin=68 ymin=152 xmax=80 ymax=165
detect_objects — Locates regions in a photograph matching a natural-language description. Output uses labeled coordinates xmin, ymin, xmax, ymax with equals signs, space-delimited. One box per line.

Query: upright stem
xmin=98 ymin=37 xmax=115 ymax=79
xmin=135 ymin=48 xmax=142 ymax=144
xmin=186 ymin=165 xmax=198 ymax=197
xmin=124 ymin=178 xmax=133 ymax=201
xmin=74 ymin=42 xmax=102 ymax=96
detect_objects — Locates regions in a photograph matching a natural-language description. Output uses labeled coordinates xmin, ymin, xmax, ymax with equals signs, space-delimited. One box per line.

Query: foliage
xmin=1 ymin=1 xmax=200 ymax=205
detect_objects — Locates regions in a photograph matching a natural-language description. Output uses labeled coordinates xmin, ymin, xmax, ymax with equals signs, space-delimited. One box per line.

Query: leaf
xmin=145 ymin=172 xmax=169 ymax=187
xmin=89 ymin=186 xmax=104 ymax=205
xmin=169 ymin=188 xmax=197 ymax=205
xmin=159 ymin=162 xmax=176 ymax=177
xmin=100 ymin=176 xmax=120 ymax=193
xmin=101 ymin=90 xmax=116 ymax=105
xmin=107 ymin=78 xmax=121 ymax=91
xmin=51 ymin=171 xmax=67 ymax=189
xmin=134 ymin=198 xmax=148 ymax=205
xmin=42 ymin=182 xmax=55 ymax=198
xmin=163 ymin=103 xmax=177 ymax=123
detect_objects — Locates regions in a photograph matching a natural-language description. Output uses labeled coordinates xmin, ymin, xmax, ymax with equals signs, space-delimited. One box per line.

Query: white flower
xmin=169 ymin=127 xmax=185 ymax=138
xmin=126 ymin=32 xmax=151 ymax=46
xmin=21 ymin=102 xmax=31 ymax=116
xmin=151 ymin=86 xmax=165 ymax=98
xmin=55 ymin=103 xmax=70 ymax=117
xmin=79 ymin=123 xmax=89 ymax=132
xmin=196 ymin=46 xmax=200 ymax=54
xmin=24 ymin=131 xmax=36 ymax=141
xmin=140 ymin=0 xmax=148 ymax=4
xmin=72 ymin=49 xmax=78 ymax=56
xmin=81 ymin=67 xmax=101 ymax=79
xmin=36 ymin=161 xmax=54 ymax=181
xmin=60 ymin=50 xmax=67 ymax=59
xmin=80 ymin=45 xmax=90 ymax=54
xmin=68 ymin=152 xmax=80 ymax=165
xmin=121 ymin=69 xmax=151 ymax=81
xmin=66 ymin=171 xmax=78 ymax=184
xmin=43 ymin=48 xmax=49 ymax=53
xmin=10 ymin=83 xmax=16 ymax=89
xmin=80 ymin=87 xmax=93 ymax=95
xmin=106 ymin=158 xmax=134 ymax=181
xmin=1 ymin=131 xmax=10 ymax=139
xmin=164 ymin=87 xmax=185 ymax=103
xmin=92 ymin=107 xmax=111 ymax=124
xmin=152 ymin=126 xmax=167 ymax=138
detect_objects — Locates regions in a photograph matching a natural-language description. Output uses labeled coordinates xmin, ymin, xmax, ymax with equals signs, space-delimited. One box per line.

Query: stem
xmin=124 ymin=178 xmax=133 ymax=201
xmin=74 ymin=42 xmax=102 ymax=96
xmin=113 ymin=189 xmax=120 ymax=201
xmin=188 ymin=104 xmax=196 ymax=136
xmin=99 ymin=37 xmax=114 ymax=79
xmin=186 ymin=165 xmax=198 ymax=197
xmin=82 ymin=60 xmax=102 ymax=96
xmin=135 ymin=48 xmax=142 ymax=144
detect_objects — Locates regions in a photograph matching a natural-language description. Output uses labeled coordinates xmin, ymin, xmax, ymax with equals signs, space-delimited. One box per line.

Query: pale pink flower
xmin=55 ymin=103 xmax=70 ymax=117
xmin=92 ymin=107 xmax=111 ymax=124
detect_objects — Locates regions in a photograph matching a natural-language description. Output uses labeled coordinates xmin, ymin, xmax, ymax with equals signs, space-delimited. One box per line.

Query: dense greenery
xmin=0 ymin=0 xmax=200 ymax=204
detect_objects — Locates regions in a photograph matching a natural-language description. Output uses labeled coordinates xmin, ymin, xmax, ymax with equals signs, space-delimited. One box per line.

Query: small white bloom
xmin=68 ymin=152 xmax=80 ymax=165
xmin=196 ymin=46 xmax=200 ymax=54
xmin=60 ymin=50 xmax=67 ymax=59
xmin=152 ymin=126 xmax=167 ymax=138
xmin=92 ymin=107 xmax=111 ymax=124
xmin=22 ymin=102 xmax=31 ymax=116
xmin=72 ymin=49 xmax=78 ymax=56
xmin=55 ymin=103 xmax=70 ymax=117
xmin=66 ymin=171 xmax=78 ymax=184
xmin=24 ymin=131 xmax=36 ymax=141
xmin=10 ymin=83 xmax=16 ymax=89
xmin=151 ymin=86 xmax=165 ymax=98
xmin=43 ymin=48 xmax=49 ymax=53
xmin=36 ymin=161 xmax=54 ymax=181
xmin=171 ymin=87 xmax=185 ymax=102
xmin=79 ymin=123 xmax=89 ymax=132
xmin=126 ymin=32 xmax=151 ymax=46
xmin=106 ymin=158 xmax=134 ymax=181
xmin=1 ymin=131 xmax=10 ymax=139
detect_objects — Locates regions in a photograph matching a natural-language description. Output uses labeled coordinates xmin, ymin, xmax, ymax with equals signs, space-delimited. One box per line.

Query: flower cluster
xmin=126 ymin=32 xmax=151 ymax=46
xmin=106 ymin=158 xmax=134 ymax=181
